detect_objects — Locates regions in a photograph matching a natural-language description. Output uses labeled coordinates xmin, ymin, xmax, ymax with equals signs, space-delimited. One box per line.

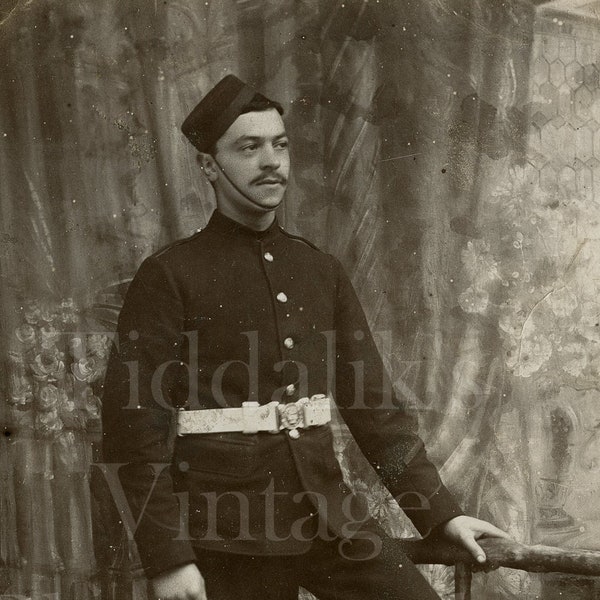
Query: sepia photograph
xmin=1 ymin=0 xmax=600 ymax=598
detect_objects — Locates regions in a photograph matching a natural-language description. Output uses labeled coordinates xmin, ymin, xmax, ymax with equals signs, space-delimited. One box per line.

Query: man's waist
xmin=177 ymin=394 xmax=332 ymax=438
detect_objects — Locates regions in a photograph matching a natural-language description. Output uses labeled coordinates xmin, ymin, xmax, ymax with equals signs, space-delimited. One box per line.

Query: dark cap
xmin=181 ymin=74 xmax=283 ymax=153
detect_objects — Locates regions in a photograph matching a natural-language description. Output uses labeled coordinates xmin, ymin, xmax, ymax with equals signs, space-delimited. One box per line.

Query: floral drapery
xmin=0 ymin=1 xmax=549 ymax=598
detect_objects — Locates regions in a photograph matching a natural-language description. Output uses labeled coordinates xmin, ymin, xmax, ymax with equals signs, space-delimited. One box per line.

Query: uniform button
xmin=264 ymin=252 xmax=274 ymax=262
xmin=283 ymin=337 xmax=295 ymax=349
xmin=276 ymin=292 xmax=288 ymax=303
xmin=285 ymin=383 xmax=296 ymax=396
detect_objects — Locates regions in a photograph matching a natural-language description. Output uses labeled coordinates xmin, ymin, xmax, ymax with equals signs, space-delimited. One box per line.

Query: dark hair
xmin=205 ymin=93 xmax=284 ymax=157
xmin=240 ymin=93 xmax=283 ymax=116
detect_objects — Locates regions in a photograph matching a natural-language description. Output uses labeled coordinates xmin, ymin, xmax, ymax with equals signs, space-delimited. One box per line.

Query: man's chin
xmin=249 ymin=193 xmax=285 ymax=211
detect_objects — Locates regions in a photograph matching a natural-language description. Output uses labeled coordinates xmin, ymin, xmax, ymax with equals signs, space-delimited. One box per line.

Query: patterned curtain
xmin=0 ymin=1 xmax=537 ymax=598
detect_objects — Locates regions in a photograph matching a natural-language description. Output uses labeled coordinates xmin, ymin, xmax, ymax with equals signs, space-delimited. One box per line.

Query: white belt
xmin=177 ymin=394 xmax=332 ymax=439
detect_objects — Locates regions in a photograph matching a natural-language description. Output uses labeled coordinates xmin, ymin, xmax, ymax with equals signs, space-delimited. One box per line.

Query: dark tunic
xmin=101 ymin=210 xmax=462 ymax=577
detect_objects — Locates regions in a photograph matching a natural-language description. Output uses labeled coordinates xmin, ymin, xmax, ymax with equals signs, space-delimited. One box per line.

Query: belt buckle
xmin=277 ymin=401 xmax=306 ymax=437
xmin=241 ymin=396 xmax=331 ymax=439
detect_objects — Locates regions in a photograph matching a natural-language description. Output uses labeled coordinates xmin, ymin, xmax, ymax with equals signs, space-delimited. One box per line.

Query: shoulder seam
xmin=280 ymin=228 xmax=324 ymax=253
xmin=151 ymin=229 xmax=204 ymax=259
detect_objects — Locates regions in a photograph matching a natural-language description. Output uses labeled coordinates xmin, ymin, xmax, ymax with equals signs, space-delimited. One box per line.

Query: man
xmin=102 ymin=75 xmax=508 ymax=600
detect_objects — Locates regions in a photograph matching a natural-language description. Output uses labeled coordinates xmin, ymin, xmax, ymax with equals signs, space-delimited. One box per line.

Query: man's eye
xmin=241 ymin=145 xmax=258 ymax=152
xmin=275 ymin=140 xmax=289 ymax=149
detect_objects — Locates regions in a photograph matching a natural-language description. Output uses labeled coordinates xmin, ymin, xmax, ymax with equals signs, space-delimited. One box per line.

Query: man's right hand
xmin=150 ymin=563 xmax=207 ymax=600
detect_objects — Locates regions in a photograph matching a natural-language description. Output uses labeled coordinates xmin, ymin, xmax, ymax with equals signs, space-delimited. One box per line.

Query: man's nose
xmin=260 ymin=144 xmax=281 ymax=169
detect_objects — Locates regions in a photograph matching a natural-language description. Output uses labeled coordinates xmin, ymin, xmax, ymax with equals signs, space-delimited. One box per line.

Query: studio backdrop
xmin=2 ymin=1 xmax=600 ymax=599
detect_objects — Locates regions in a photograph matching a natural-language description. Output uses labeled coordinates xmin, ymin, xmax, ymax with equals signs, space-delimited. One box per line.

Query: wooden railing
xmin=95 ymin=536 xmax=600 ymax=599
xmin=399 ymin=537 xmax=600 ymax=599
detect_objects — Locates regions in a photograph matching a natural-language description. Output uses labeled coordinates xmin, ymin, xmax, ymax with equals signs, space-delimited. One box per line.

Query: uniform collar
xmin=206 ymin=210 xmax=282 ymax=242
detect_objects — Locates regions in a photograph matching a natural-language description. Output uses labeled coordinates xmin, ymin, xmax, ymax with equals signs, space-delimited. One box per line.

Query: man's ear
xmin=197 ymin=153 xmax=218 ymax=182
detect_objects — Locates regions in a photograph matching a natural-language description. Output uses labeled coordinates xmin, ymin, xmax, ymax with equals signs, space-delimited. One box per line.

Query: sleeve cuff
xmin=397 ymin=482 xmax=464 ymax=537
xmin=137 ymin=538 xmax=198 ymax=580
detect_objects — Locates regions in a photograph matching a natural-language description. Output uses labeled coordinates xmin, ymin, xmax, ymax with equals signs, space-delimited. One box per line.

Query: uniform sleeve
xmin=101 ymin=256 xmax=197 ymax=578
xmin=332 ymin=259 xmax=463 ymax=536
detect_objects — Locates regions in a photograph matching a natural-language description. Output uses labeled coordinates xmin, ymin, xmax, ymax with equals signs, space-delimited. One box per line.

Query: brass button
xmin=283 ymin=337 xmax=294 ymax=349
xmin=285 ymin=383 xmax=296 ymax=396
xmin=276 ymin=292 xmax=288 ymax=303
xmin=264 ymin=252 xmax=274 ymax=262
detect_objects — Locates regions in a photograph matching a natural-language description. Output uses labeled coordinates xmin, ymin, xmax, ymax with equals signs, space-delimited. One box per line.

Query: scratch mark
xmin=378 ymin=153 xmax=421 ymax=162
xmin=0 ymin=0 xmax=33 ymax=28
xmin=564 ymin=238 xmax=588 ymax=276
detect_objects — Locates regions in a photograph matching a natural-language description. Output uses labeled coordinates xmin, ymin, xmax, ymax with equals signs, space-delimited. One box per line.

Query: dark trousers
xmin=194 ymin=534 xmax=441 ymax=600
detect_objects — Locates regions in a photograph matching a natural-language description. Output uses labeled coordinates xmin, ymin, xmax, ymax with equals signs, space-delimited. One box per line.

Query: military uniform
xmin=101 ymin=210 xmax=462 ymax=598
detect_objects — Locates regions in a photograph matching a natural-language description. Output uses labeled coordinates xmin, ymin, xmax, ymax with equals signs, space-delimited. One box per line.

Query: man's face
xmin=209 ymin=108 xmax=290 ymax=213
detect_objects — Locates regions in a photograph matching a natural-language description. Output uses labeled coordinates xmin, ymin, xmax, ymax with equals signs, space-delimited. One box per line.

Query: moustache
xmin=252 ymin=174 xmax=287 ymax=185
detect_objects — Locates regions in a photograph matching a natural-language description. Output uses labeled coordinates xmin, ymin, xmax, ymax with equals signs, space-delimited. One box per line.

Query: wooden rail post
xmin=454 ymin=562 xmax=472 ymax=600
